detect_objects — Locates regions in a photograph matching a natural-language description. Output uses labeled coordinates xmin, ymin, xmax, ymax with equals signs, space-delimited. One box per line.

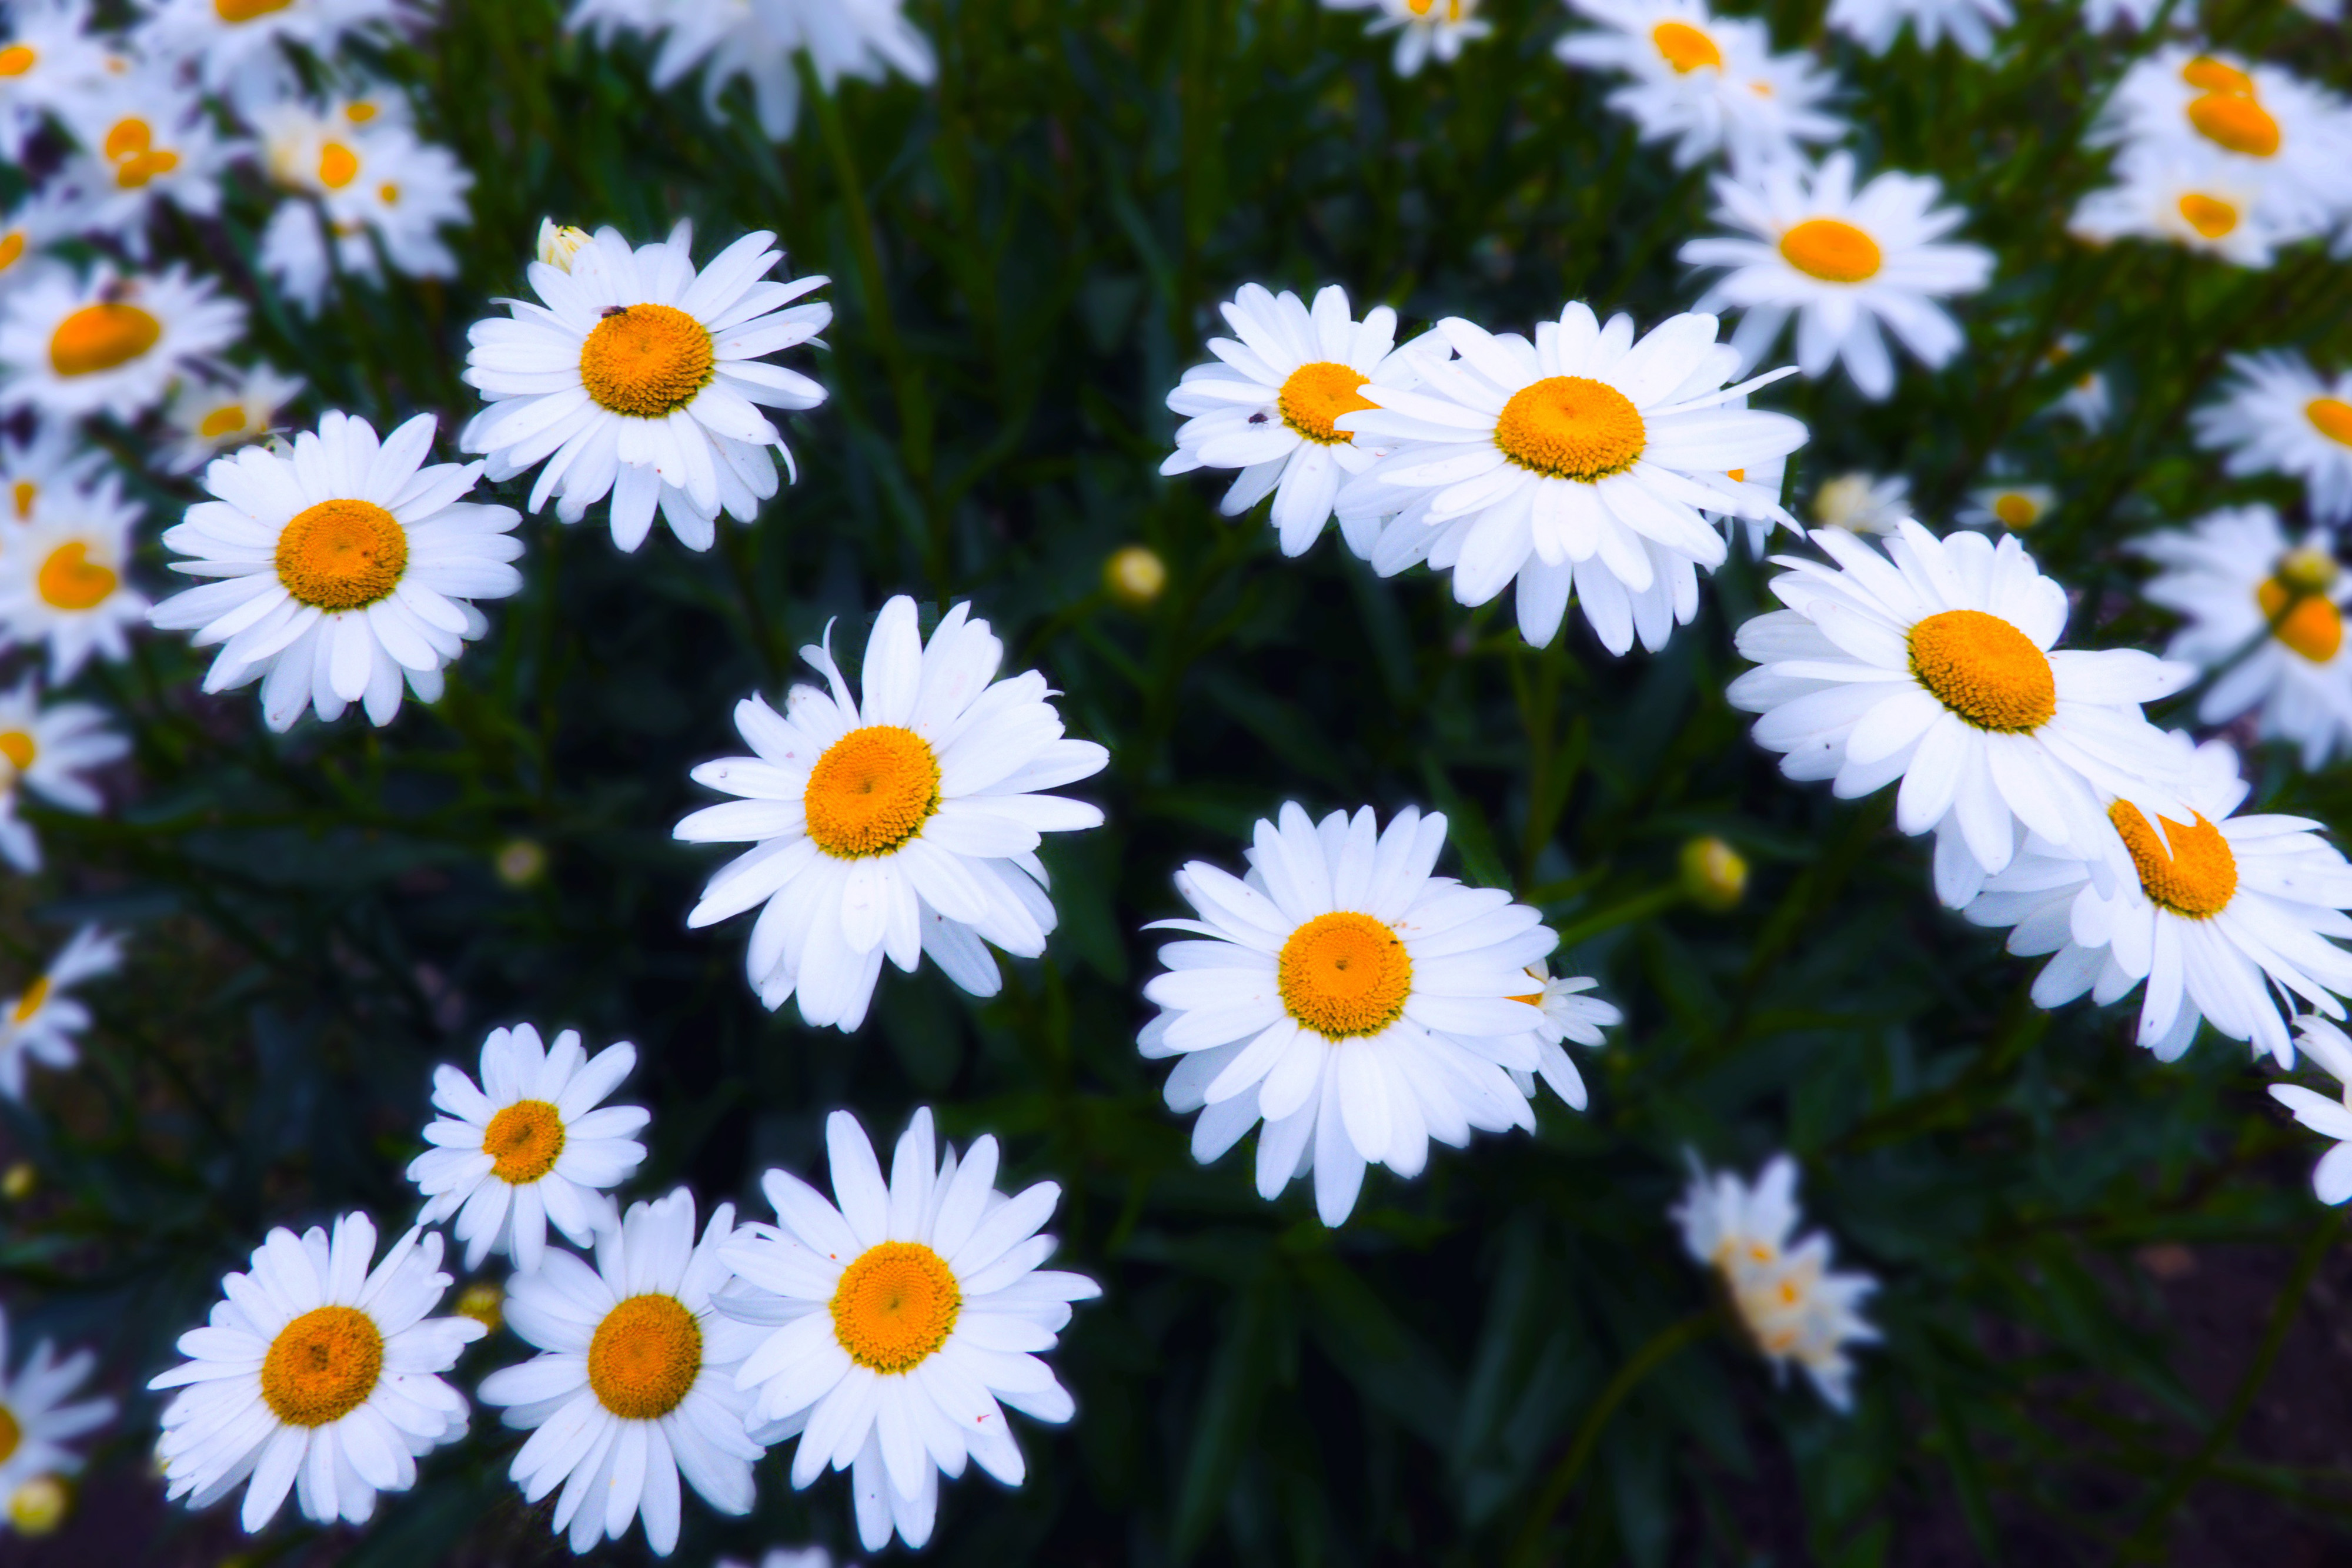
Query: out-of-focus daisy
xmin=1138 ymin=803 xmax=1563 ymax=1225
xmin=0 ymin=268 xmax=243 ymax=422
xmin=477 ymin=1189 xmax=761 ymax=1557
xmin=58 ymin=79 xmax=236 ymax=251
xmin=159 ymin=363 xmax=304 ymax=473
xmin=256 ymin=101 xmax=473 ymax=313
xmin=1957 ymin=480 xmax=2052 ymax=531
xmin=1674 ymin=1155 xmax=1877 ymax=1410
xmin=1825 ymin=0 xmax=2011 ymax=57
xmin=1506 ymin=956 xmax=1621 ymax=1111
xmin=0 ymin=421 xmax=104 ymax=526
xmin=1322 ymin=0 xmax=1491 ymax=76
xmin=2069 ymin=148 xmax=2284 ymax=268
xmin=0 ymin=677 xmax=127 ymax=873
xmin=1553 ymin=0 xmax=1842 ymax=170
xmin=2099 ymin=49 xmax=2352 ymax=242
xmin=0 ymin=925 xmax=121 ymax=1099
xmin=151 ymin=1214 xmax=483 ymax=1532
xmin=2081 ymin=0 xmax=2190 ymax=26
xmin=0 ymin=0 xmax=113 ymax=159
xmin=1810 ymin=470 xmax=1909 ymax=533
xmin=2044 ymin=337 xmax=2111 ymax=430
xmin=407 ymin=1023 xmax=650 ymax=1273
xmin=0 ymin=1305 xmax=115 ymax=1507
xmin=1681 ymin=152 xmax=1994 ymax=399
xmin=676 ymin=595 xmax=1107 ymax=1031
xmin=2270 ymin=1015 xmax=2352 ymax=1203
xmin=1729 ymin=520 xmax=2193 ymax=906
xmin=719 ymin=1108 xmax=1100 ymax=1553
xmin=2134 ymin=506 xmax=2352 ymax=769
xmin=0 ymin=189 xmax=87 ymax=300
xmin=462 ymin=222 xmax=828 ymax=552
xmin=148 ymin=411 xmax=524 ymax=732
xmin=1966 ymin=736 xmax=2352 ymax=1064
xmin=720 ymin=1550 xmax=837 ymax=1568
xmin=0 ymin=471 xmax=148 ymax=681
xmin=1334 ymin=303 xmax=1805 ymax=654
xmin=2192 ymin=350 xmax=2352 ymax=524
xmin=136 ymin=0 xmax=416 ymax=100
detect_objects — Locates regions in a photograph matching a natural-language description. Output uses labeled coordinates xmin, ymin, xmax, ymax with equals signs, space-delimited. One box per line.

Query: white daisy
xmin=0 ymin=676 xmax=128 ymax=874
xmin=2269 ymin=1015 xmax=2352 ymax=1203
xmin=2044 ymin=337 xmax=2111 ymax=430
xmin=1139 ymin=803 xmax=1563 ymax=1226
xmin=1322 ymin=0 xmax=1491 ymax=76
xmin=1824 ymin=0 xmax=2012 ymax=57
xmin=2069 ymin=146 xmax=2286 ymax=268
xmin=462 ymin=222 xmax=828 ymax=552
xmin=1956 ymin=480 xmax=2053 ymax=532
xmin=159 ymin=362 xmax=305 ymax=474
xmin=476 ymin=1188 xmax=763 ymax=1557
xmin=148 ymin=410 xmax=524 ymax=732
xmin=136 ymin=0 xmax=416 ymax=101
xmin=0 ymin=266 xmax=244 ymax=422
xmin=256 ymin=101 xmax=473 ymax=313
xmin=57 ymin=75 xmax=237 ymax=251
xmin=1809 ymin=470 xmax=1909 ymax=533
xmin=675 ymin=594 xmax=1108 ymax=1031
xmin=2133 ymin=506 xmax=2352 ymax=770
xmin=2080 ymin=0 xmax=2190 ymax=26
xmin=2097 ymin=49 xmax=2352 ymax=242
xmin=1673 ymin=1155 xmax=1877 ymax=1410
xmin=1728 ymin=520 xmax=2194 ymax=908
xmin=1332 ymin=302 xmax=1805 ymax=654
xmin=0 ymin=420 xmax=105 ymax=527
xmin=0 ymin=925 xmax=122 ymax=1099
xmin=2191 ymin=350 xmax=2352 ymax=524
xmin=1506 ymin=957 xmax=1622 ymax=1111
xmin=407 ymin=1024 xmax=650 ymax=1273
xmin=1681 ymin=152 xmax=1994 ymax=399
xmin=150 ymin=1213 xmax=484 ymax=1532
xmin=0 ymin=0 xmax=114 ymax=160
xmin=720 ymin=1550 xmax=837 ymax=1568
xmin=1552 ymin=0 xmax=1843 ymax=172
xmin=717 ymin=1107 xmax=1100 ymax=1553
xmin=0 ymin=469 xmax=147 ymax=681
xmin=0 ymin=1304 xmax=115 ymax=1504
xmin=0 ymin=188 xmax=89 ymax=301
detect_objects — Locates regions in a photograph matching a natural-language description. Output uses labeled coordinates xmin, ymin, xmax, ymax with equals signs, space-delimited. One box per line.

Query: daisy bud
xmin=8 ymin=1475 xmax=69 ymax=1536
xmin=453 ymin=1280 xmax=503 ymax=1333
xmin=0 ymin=1161 xmax=31 ymax=1199
xmin=493 ymin=837 xmax=547 ymax=887
xmin=535 ymin=218 xmax=591 ymax=270
xmin=1104 ymin=544 xmax=1167 ymax=607
xmin=1681 ymin=835 xmax=1748 ymax=911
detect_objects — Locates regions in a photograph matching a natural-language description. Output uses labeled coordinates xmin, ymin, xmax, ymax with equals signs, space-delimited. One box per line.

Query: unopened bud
xmin=1681 ymin=835 xmax=1748 ymax=912
xmin=536 ymin=219 xmax=592 ymax=272
xmin=1104 ymin=544 xmax=1167 ymax=609
xmin=0 ymin=1161 xmax=31 ymax=1201
xmin=455 ymin=1281 xmax=503 ymax=1333
xmin=8 ymin=1475 xmax=69 ymax=1536
xmin=495 ymin=838 xmax=547 ymax=888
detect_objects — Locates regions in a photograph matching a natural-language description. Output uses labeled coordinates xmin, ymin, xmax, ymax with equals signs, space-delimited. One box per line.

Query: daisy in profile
xmin=1824 ymin=0 xmax=2010 ymax=57
xmin=719 ymin=1108 xmax=1099 ymax=1553
xmin=1957 ymin=480 xmax=2052 ymax=531
xmin=461 ymin=222 xmax=829 ymax=552
xmin=407 ymin=1023 xmax=650 ymax=1273
xmin=477 ymin=1189 xmax=762 ymax=1556
xmin=1322 ymin=0 xmax=1490 ymax=76
xmin=1728 ymin=520 xmax=2192 ymax=907
xmin=0 ymin=677 xmax=127 ymax=873
xmin=0 ymin=0 xmax=113 ymax=159
xmin=1507 ymin=957 xmax=1622 ymax=1111
xmin=256 ymin=99 xmax=473 ymax=313
xmin=0 ymin=925 xmax=122 ymax=1099
xmin=148 ymin=411 xmax=524 ymax=731
xmin=2098 ymin=49 xmax=2351 ymax=243
xmin=1965 ymin=735 xmax=2352 ymax=1065
xmin=2069 ymin=150 xmax=2283 ymax=268
xmin=0 ymin=470 xmax=148 ymax=680
xmin=1552 ymin=0 xmax=1842 ymax=171
xmin=1673 ymin=1155 xmax=1876 ymax=1409
xmin=1681 ymin=153 xmax=1993 ymax=399
xmin=159 ymin=362 xmax=304 ymax=473
xmin=2134 ymin=507 xmax=2352 ymax=769
xmin=1810 ymin=470 xmax=1908 ymax=533
xmin=1139 ymin=803 xmax=1563 ymax=1225
xmin=2270 ymin=1015 xmax=2352 ymax=1203
xmin=0 ymin=1305 xmax=116 ymax=1508
xmin=676 ymin=595 xmax=1108 ymax=1031
xmin=151 ymin=1214 xmax=484 ymax=1532
xmin=2192 ymin=351 xmax=2352 ymax=524
xmin=58 ymin=78 xmax=236 ymax=251
xmin=0 ymin=267 xmax=243 ymax=422
xmin=1333 ymin=302 xmax=1805 ymax=654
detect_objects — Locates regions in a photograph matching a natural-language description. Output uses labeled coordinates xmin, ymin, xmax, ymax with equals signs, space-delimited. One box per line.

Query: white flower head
xmin=2069 ymin=145 xmax=2286 ymax=269
xmin=407 ymin=1024 xmax=650 ymax=1273
xmin=1957 ymin=480 xmax=2053 ymax=533
xmin=0 ymin=188 xmax=91 ymax=300
xmin=136 ymin=0 xmax=418 ymax=101
xmin=0 ymin=266 xmax=244 ymax=422
xmin=676 ymin=594 xmax=1108 ymax=1031
xmin=1825 ymin=0 xmax=2012 ymax=58
xmin=1810 ymin=470 xmax=1909 ymax=533
xmin=0 ymin=462 xmax=146 ymax=681
xmin=2096 ymin=48 xmax=2352 ymax=243
xmin=256 ymin=103 xmax=474 ymax=315
xmin=1508 ymin=956 xmax=1623 ymax=1111
xmin=159 ymin=362 xmax=306 ymax=474
xmin=0 ymin=420 xmax=106 ymax=527
xmin=2044 ymin=337 xmax=2111 ymax=430
xmin=2271 ymin=1015 xmax=2352 ymax=1203
xmin=0 ymin=676 xmax=128 ymax=874
xmin=2192 ymin=351 xmax=2352 ymax=524
xmin=537 ymin=218 xmax=592 ymax=271
xmin=717 ymin=1107 xmax=1100 ymax=1553
xmin=56 ymin=73 xmax=239 ymax=252
xmin=150 ymin=1214 xmax=485 ymax=1532
xmin=0 ymin=0 xmax=117 ymax=160
xmin=2081 ymin=0 xmax=2191 ymax=26
xmin=0 ymin=925 xmax=122 ymax=1099
xmin=0 ymin=1304 xmax=116 ymax=1499
xmin=1322 ymin=0 xmax=1492 ymax=76
xmin=149 ymin=411 xmax=524 ymax=733
xmin=1552 ymin=0 xmax=1844 ymax=172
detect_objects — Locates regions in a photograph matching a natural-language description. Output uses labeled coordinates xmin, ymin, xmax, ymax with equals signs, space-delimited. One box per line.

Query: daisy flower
xmin=0 ymin=1305 xmax=116 ymax=1507
xmin=720 ymin=1550 xmax=836 ymax=1568
xmin=1825 ymin=0 xmax=2012 ymax=58
xmin=2134 ymin=506 xmax=2352 ymax=770
xmin=0 ymin=677 xmax=127 ymax=874
xmin=0 ymin=189 xmax=89 ymax=300
xmin=1322 ymin=0 xmax=1491 ymax=76
xmin=2192 ymin=351 xmax=2352 ymax=524
xmin=0 ymin=266 xmax=244 ymax=422
xmin=0 ymin=469 xmax=148 ymax=681
xmin=676 ymin=594 xmax=1108 ymax=1031
xmin=1966 ymin=736 xmax=2352 ymax=1064
xmin=2270 ymin=1015 xmax=2352 ymax=1203
xmin=1810 ymin=470 xmax=1909 ymax=533
xmin=2081 ymin=0 xmax=2189 ymax=26
xmin=408 ymin=1024 xmax=650 ymax=1273
xmin=0 ymin=420 xmax=105 ymax=525
xmin=2097 ymin=49 xmax=2352 ymax=242
xmin=137 ymin=0 xmax=416 ymax=99
xmin=0 ymin=925 xmax=122 ymax=1099
xmin=718 ymin=1108 xmax=1100 ymax=1553
xmin=1957 ymin=480 xmax=2052 ymax=531
xmin=1728 ymin=520 xmax=2193 ymax=907
xmin=1507 ymin=957 xmax=1622 ymax=1111
xmin=159 ymin=362 xmax=305 ymax=473
xmin=58 ymin=77 xmax=236 ymax=251
xmin=1681 ymin=152 xmax=1994 ymax=399
xmin=460 ymin=221 xmax=829 ymax=552
xmin=1138 ymin=803 xmax=1564 ymax=1226
xmin=1552 ymin=0 xmax=1843 ymax=172
xmin=2069 ymin=148 xmax=2285 ymax=268
xmin=256 ymin=101 xmax=473 ymax=313
xmin=151 ymin=1213 xmax=484 ymax=1533
xmin=1673 ymin=1155 xmax=1877 ymax=1410
xmin=1332 ymin=302 xmax=1806 ymax=654
xmin=2044 ymin=337 xmax=2112 ymax=430
xmin=476 ymin=1189 xmax=763 ymax=1556
xmin=0 ymin=0 xmax=113 ymax=159
xmin=148 ymin=411 xmax=524 ymax=732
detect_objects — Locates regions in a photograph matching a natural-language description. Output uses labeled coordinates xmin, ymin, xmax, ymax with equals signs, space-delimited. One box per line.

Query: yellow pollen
xmin=803 ymin=725 xmax=941 ymax=858
xmin=198 ymin=404 xmax=248 ymax=439
xmin=102 ymin=118 xmax=148 ymax=160
xmin=2181 ymin=55 xmax=2252 ymax=97
xmin=260 ymin=1306 xmax=383 ymax=1426
xmin=587 ymin=1294 xmax=703 ymax=1420
xmin=831 ymin=1241 xmax=961 ymax=1374
xmin=1907 ymin=609 xmax=2056 ymax=732
xmin=0 ymin=233 xmax=24 ymax=273
xmin=213 ymin=0 xmax=293 ymax=21
xmin=482 ymin=1099 xmax=566 ymax=1183
xmin=1779 ymin=218 xmax=1883 ymax=283
xmin=2176 ymin=192 xmax=2237 ymax=239
xmin=378 ymin=182 xmax=400 ymax=205
xmin=9 ymin=480 xmax=31 ymax=519
xmin=0 ymin=45 xmax=34 ymax=75
xmin=2188 ymin=93 xmax=2280 ymax=157
xmin=2307 ymin=398 xmax=2352 ymax=449
xmin=1492 ymin=375 xmax=1647 ymax=482
xmin=1650 ymin=20 xmax=1722 ymax=72
xmin=11 ymin=974 xmax=48 ymax=1023
xmin=0 ymin=731 xmax=34 ymax=773
xmin=2109 ymin=803 xmax=2237 ymax=918
xmin=2257 ymin=577 xmax=2342 ymax=663
xmin=1278 ymin=911 xmax=1414 ymax=1039
xmin=0 ymin=1404 xmax=16 ymax=1463
xmin=36 ymin=543 xmax=116 ymax=611
xmin=1277 ymin=360 xmax=1374 ymax=445
xmin=1726 ymin=467 xmax=1745 ymax=482
xmin=275 ymin=498 xmax=407 ymax=611
xmin=1991 ymin=492 xmax=2040 ymax=529
xmin=48 ymin=303 xmax=161 ymax=377
xmin=577 ymin=303 xmax=715 ymax=419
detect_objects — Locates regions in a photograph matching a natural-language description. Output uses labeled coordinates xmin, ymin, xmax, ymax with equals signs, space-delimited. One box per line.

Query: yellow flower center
xmin=1277 ymin=361 xmax=1374 ymax=445
xmin=36 ymin=543 xmax=116 ymax=611
xmin=0 ymin=1403 xmax=17 ymax=1463
xmin=11 ymin=480 xmax=33 ymax=519
xmin=113 ymin=150 xmax=178 ymax=189
xmin=48 ymin=303 xmax=161 ymax=377
xmin=0 ymin=232 xmax=24 ymax=273
xmin=1779 ymin=218 xmax=1883 ymax=283
xmin=1990 ymin=492 xmax=2040 ymax=529
xmin=379 ymin=182 xmax=400 ymax=205
xmin=577 ymin=303 xmax=715 ymax=419
xmin=2108 ymin=803 xmax=2237 ymax=918
xmin=318 ymin=142 xmax=359 ymax=189
xmin=102 ymin=118 xmax=147 ymax=160
xmin=275 ymin=498 xmax=408 ymax=611
xmin=2188 ymin=92 xmax=2280 ymax=157
xmin=1906 ymin=609 xmax=2056 ymax=733
xmin=587 ymin=1294 xmax=703 ymax=1420
xmin=0 ymin=731 xmax=34 ymax=774
xmin=0 ymin=45 xmax=34 ymax=75
xmin=12 ymin=975 xmax=49 ymax=1024
xmin=213 ymin=0 xmax=293 ymax=21
xmin=2176 ymin=192 xmax=2238 ymax=239
xmin=2181 ymin=55 xmax=2252 ymax=97
xmin=260 ymin=1305 xmax=384 ymax=1427
xmin=482 ymin=1099 xmax=566 ymax=1183
xmin=2257 ymin=575 xmax=2342 ymax=663
xmin=2307 ymin=398 xmax=2352 ymax=449
xmin=1651 ymin=20 xmax=1722 ymax=72
xmin=198 ymin=404 xmax=248 ymax=439
xmin=802 ymin=724 xmax=941 ymax=858
xmin=1278 ymin=911 xmax=1414 ymax=1039
xmin=346 ymin=102 xmax=377 ymax=123
xmin=1492 ymin=375 xmax=1647 ymax=482
xmin=832 ymin=1242 xmax=961 ymax=1374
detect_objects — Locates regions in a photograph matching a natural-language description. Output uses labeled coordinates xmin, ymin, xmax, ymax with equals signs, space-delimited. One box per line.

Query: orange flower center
xmin=275 ymin=498 xmax=408 ymax=611
xmin=831 ymin=1241 xmax=963 ymax=1373
xmin=2187 ymin=93 xmax=2279 ymax=157
xmin=213 ymin=0 xmax=293 ymax=21
xmin=318 ymin=142 xmax=359 ymax=190
xmin=2174 ymin=192 xmax=2237 ymax=239
xmin=1651 ymin=20 xmax=1722 ymax=72
xmin=0 ymin=1403 xmax=17 ymax=1463
xmin=260 ymin=1306 xmax=383 ymax=1426
xmin=0 ymin=45 xmax=35 ymax=76
xmin=1990 ymin=493 xmax=2041 ymax=529
xmin=1906 ymin=609 xmax=2056 ymax=732
xmin=2257 ymin=576 xmax=2343 ymax=664
xmin=1779 ymin=218 xmax=1883 ymax=283
xmin=482 ymin=1099 xmax=566 ymax=1183
xmin=2181 ymin=55 xmax=2252 ymax=97
xmin=1493 ymin=375 xmax=1646 ymax=481
xmin=48 ymin=303 xmax=161 ymax=377
xmin=36 ymin=543 xmax=116 ymax=611
xmin=1278 ymin=911 xmax=1414 ymax=1039
xmin=802 ymin=724 xmax=941 ymax=858
xmin=0 ymin=233 xmax=21 ymax=274
xmin=11 ymin=481 xmax=34 ymax=519
xmin=0 ymin=731 xmax=34 ymax=773
xmin=2108 ymin=803 xmax=2237 ymax=918
xmin=1277 ymin=361 xmax=1374 ymax=445
xmin=11 ymin=974 xmax=48 ymax=1024
xmin=2307 ymin=398 xmax=2352 ymax=449
xmin=577 ymin=303 xmax=714 ymax=419
xmin=198 ymin=404 xmax=248 ymax=439
xmin=587 ymin=1294 xmax=702 ymax=1420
